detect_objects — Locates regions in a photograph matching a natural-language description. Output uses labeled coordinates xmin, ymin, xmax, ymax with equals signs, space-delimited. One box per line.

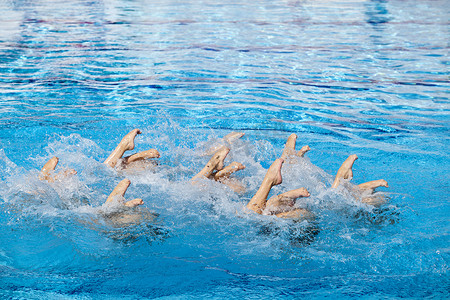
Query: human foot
xmin=331 ymin=154 xmax=358 ymax=188
xmin=120 ymin=129 xmax=142 ymax=152
xmin=104 ymin=129 xmax=142 ymax=167
xmin=264 ymin=158 xmax=284 ymax=186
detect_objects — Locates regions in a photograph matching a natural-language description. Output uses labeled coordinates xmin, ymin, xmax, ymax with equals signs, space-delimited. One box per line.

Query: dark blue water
xmin=0 ymin=0 xmax=448 ymax=298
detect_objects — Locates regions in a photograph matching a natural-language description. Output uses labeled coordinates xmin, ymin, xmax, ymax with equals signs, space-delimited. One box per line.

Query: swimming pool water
xmin=0 ymin=0 xmax=448 ymax=298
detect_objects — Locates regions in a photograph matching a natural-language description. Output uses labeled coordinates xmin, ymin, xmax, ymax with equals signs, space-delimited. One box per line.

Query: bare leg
xmin=104 ymin=129 xmax=142 ymax=168
xmin=358 ymin=179 xmax=388 ymax=193
xmin=39 ymin=156 xmax=59 ymax=181
xmin=214 ymin=162 xmax=245 ymax=181
xmin=106 ymin=178 xmax=131 ymax=203
xmin=192 ymin=146 xmax=230 ymax=180
xmin=123 ymin=149 xmax=160 ymax=164
xmin=281 ymin=134 xmax=311 ymax=160
xmin=246 ymin=158 xmax=284 ymax=214
xmin=265 ymin=188 xmax=310 ymax=215
xmin=331 ymin=154 xmax=358 ymax=188
xmin=276 ymin=208 xmax=314 ymax=221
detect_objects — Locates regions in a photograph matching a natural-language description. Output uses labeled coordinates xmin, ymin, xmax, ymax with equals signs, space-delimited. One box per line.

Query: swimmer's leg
xmin=331 ymin=154 xmax=358 ymax=188
xmin=276 ymin=208 xmax=314 ymax=221
xmin=358 ymin=179 xmax=388 ymax=194
xmin=106 ymin=178 xmax=131 ymax=203
xmin=39 ymin=156 xmax=59 ymax=182
xmin=214 ymin=162 xmax=245 ymax=181
xmin=246 ymin=158 xmax=284 ymax=214
xmin=265 ymin=187 xmax=310 ymax=215
xmin=281 ymin=134 xmax=298 ymax=159
xmin=281 ymin=134 xmax=311 ymax=160
xmin=192 ymin=146 xmax=230 ymax=180
xmin=104 ymin=129 xmax=141 ymax=168
xmin=123 ymin=149 xmax=160 ymax=164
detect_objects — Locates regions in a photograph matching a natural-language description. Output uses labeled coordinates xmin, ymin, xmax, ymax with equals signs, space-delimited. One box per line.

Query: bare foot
xmin=124 ymin=198 xmax=144 ymax=207
xmin=192 ymin=146 xmax=230 ymax=180
xmin=120 ymin=129 xmax=142 ymax=152
xmin=265 ymin=158 xmax=284 ymax=186
xmin=331 ymin=154 xmax=358 ymax=188
xmin=214 ymin=161 xmax=245 ymax=180
xmin=104 ymin=129 xmax=142 ymax=168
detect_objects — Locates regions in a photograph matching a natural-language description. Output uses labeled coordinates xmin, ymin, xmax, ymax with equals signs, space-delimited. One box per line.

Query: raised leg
xmin=104 ymin=129 xmax=141 ymax=168
xmin=358 ymin=179 xmax=388 ymax=193
xmin=331 ymin=154 xmax=358 ymax=188
xmin=246 ymin=158 xmax=284 ymax=214
xmin=192 ymin=146 xmax=230 ymax=180
xmin=39 ymin=156 xmax=59 ymax=181
xmin=264 ymin=187 xmax=310 ymax=215
xmin=106 ymin=178 xmax=131 ymax=203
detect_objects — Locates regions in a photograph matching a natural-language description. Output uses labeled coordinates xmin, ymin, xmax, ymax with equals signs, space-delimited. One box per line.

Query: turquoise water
xmin=0 ymin=0 xmax=449 ymax=298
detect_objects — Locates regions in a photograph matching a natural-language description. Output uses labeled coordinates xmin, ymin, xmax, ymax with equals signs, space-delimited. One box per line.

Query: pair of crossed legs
xmin=103 ymin=129 xmax=160 ymax=169
xmin=246 ymin=134 xmax=313 ymax=220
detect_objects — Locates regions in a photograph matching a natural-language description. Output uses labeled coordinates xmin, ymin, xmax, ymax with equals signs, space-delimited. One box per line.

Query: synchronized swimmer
xmin=38 ymin=129 xmax=390 ymax=222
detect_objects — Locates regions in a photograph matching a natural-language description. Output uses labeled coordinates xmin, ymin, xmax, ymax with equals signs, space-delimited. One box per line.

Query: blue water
xmin=0 ymin=0 xmax=448 ymax=298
